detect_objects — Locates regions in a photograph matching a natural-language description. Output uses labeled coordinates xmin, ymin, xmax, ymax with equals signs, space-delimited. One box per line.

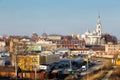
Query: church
xmin=81 ymin=16 xmax=102 ymax=45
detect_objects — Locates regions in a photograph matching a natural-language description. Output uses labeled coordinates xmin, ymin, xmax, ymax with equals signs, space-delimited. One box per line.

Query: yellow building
xmin=17 ymin=54 xmax=39 ymax=71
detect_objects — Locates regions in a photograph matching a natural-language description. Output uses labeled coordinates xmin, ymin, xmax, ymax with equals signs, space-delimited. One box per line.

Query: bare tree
xmin=101 ymin=33 xmax=117 ymax=44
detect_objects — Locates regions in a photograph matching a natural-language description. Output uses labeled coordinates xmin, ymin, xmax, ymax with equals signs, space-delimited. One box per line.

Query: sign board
xmin=39 ymin=65 xmax=47 ymax=70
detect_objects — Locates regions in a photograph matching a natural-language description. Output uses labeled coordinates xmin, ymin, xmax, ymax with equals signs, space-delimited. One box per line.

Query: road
xmin=102 ymin=69 xmax=113 ymax=80
xmin=80 ymin=58 xmax=108 ymax=76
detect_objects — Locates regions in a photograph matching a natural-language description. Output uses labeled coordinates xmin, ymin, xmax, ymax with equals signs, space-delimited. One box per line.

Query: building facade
xmin=81 ymin=16 xmax=102 ymax=45
xmin=56 ymin=39 xmax=85 ymax=49
xmin=105 ymin=42 xmax=120 ymax=55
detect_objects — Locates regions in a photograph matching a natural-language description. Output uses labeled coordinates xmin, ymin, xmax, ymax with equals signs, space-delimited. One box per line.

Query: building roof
xmin=55 ymin=48 xmax=70 ymax=52
xmin=27 ymin=46 xmax=41 ymax=51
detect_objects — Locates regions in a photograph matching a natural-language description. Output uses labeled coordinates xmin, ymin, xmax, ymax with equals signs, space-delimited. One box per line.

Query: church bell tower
xmin=96 ymin=16 xmax=102 ymax=35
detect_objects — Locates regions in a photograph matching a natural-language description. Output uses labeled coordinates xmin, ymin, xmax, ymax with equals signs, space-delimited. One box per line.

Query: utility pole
xmin=15 ymin=53 xmax=17 ymax=80
xmin=35 ymin=67 xmax=37 ymax=80
xmin=15 ymin=45 xmax=18 ymax=80
xmin=86 ymin=52 xmax=90 ymax=80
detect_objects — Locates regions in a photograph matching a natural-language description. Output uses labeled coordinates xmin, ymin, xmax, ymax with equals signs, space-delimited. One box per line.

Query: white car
xmin=81 ymin=65 xmax=87 ymax=71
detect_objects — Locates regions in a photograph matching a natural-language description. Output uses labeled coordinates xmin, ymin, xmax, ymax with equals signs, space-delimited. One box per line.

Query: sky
xmin=0 ymin=0 xmax=120 ymax=38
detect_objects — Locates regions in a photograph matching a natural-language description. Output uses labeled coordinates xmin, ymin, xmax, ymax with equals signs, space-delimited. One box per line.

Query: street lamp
xmin=70 ymin=59 xmax=72 ymax=71
xmin=69 ymin=59 xmax=75 ymax=75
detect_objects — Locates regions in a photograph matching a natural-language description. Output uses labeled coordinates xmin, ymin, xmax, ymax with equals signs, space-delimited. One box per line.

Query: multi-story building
xmin=17 ymin=54 xmax=40 ymax=71
xmin=47 ymin=34 xmax=62 ymax=40
xmin=36 ymin=39 xmax=57 ymax=51
xmin=105 ymin=42 xmax=120 ymax=55
xmin=56 ymin=38 xmax=85 ymax=49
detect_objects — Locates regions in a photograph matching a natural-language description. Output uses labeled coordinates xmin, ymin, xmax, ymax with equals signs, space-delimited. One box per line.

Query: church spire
xmin=96 ymin=15 xmax=102 ymax=35
xmin=97 ymin=15 xmax=101 ymax=24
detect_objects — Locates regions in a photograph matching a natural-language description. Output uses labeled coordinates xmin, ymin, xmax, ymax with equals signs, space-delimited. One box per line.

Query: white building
xmin=0 ymin=39 xmax=6 ymax=47
xmin=81 ymin=16 xmax=102 ymax=45
xmin=36 ymin=39 xmax=57 ymax=51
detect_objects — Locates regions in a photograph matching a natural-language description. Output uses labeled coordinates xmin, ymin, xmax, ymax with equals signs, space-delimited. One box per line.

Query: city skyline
xmin=0 ymin=0 xmax=120 ymax=38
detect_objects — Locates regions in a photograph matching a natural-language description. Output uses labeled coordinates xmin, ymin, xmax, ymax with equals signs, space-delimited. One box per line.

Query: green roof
xmin=27 ymin=46 xmax=41 ymax=51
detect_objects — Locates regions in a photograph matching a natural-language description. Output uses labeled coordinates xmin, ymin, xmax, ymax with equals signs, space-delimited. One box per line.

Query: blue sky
xmin=0 ymin=0 xmax=120 ymax=38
